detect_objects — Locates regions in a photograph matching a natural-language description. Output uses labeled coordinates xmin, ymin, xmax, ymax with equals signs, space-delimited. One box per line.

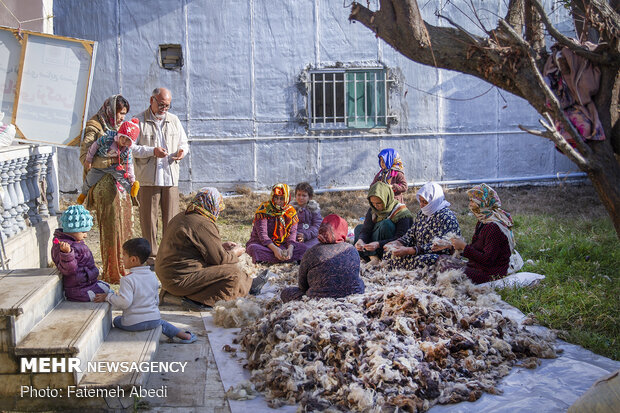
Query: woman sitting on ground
xmin=384 ymin=182 xmax=461 ymax=270
xmin=354 ymin=182 xmax=414 ymax=264
xmin=246 ymin=183 xmax=307 ymax=263
xmin=439 ymin=184 xmax=516 ymax=284
xmin=155 ymin=187 xmax=252 ymax=309
xmin=281 ymin=214 xmax=365 ymax=303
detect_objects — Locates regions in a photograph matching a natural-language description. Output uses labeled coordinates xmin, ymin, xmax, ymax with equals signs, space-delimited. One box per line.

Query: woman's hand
xmin=355 ymin=239 xmax=366 ymax=251
xmin=287 ymin=245 xmax=294 ymax=259
xmin=85 ymin=162 xmax=92 ymax=171
xmin=383 ymin=240 xmax=403 ymax=250
xmin=431 ymin=243 xmax=450 ymax=252
xmin=391 ymin=246 xmax=415 ymax=257
xmin=451 ymin=238 xmax=467 ymax=251
xmin=232 ymin=246 xmax=245 ymax=257
xmin=222 ymin=241 xmax=237 ymax=251
xmin=364 ymin=242 xmax=380 ymax=251
xmin=59 ymin=241 xmax=71 ymax=253
xmin=93 ymin=293 xmax=107 ymax=303
xmin=296 ymin=233 xmax=305 ymax=242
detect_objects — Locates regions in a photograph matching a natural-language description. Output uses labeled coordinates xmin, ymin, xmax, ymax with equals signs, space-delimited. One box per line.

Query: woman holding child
xmin=384 ymin=182 xmax=461 ymax=270
xmin=246 ymin=183 xmax=307 ymax=263
xmin=354 ymin=182 xmax=414 ymax=264
xmin=156 ymin=187 xmax=252 ymax=308
xmin=79 ymin=95 xmax=133 ymax=283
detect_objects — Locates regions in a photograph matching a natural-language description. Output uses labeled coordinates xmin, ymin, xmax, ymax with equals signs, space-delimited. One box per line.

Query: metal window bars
xmin=307 ymin=69 xmax=393 ymax=130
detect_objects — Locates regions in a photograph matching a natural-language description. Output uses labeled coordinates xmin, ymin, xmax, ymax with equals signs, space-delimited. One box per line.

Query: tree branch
xmin=504 ymin=0 xmax=524 ymax=33
xmin=530 ymin=0 xmax=620 ymax=66
xmin=524 ymin=0 xmax=546 ymax=55
xmin=499 ymin=19 xmax=593 ymax=158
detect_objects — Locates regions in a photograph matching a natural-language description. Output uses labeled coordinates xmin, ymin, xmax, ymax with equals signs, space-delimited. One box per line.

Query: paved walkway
xmin=141 ymin=299 xmax=230 ymax=413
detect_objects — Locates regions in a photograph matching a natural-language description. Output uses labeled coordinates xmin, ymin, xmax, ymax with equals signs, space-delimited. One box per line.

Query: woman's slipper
xmin=177 ymin=331 xmax=197 ymax=344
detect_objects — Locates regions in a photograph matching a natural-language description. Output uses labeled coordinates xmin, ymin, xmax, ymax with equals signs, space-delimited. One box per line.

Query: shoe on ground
xmin=177 ymin=331 xmax=197 ymax=344
xmin=250 ymin=269 xmax=269 ymax=295
xmin=182 ymin=297 xmax=212 ymax=311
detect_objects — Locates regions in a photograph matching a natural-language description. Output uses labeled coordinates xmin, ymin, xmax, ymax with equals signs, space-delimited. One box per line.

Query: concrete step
xmin=79 ymin=325 xmax=162 ymax=390
xmin=0 ymin=268 xmax=63 ymax=350
xmin=13 ymin=300 xmax=111 ymax=385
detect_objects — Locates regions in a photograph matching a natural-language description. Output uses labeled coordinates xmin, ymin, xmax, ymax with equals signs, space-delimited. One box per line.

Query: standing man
xmin=133 ymin=87 xmax=189 ymax=266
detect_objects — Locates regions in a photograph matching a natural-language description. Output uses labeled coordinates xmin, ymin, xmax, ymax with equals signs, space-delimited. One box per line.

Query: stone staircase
xmin=0 ymin=268 xmax=161 ymax=411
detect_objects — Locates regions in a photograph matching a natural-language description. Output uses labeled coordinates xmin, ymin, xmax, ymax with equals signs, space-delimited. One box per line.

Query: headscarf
xmin=467 ymin=183 xmax=515 ymax=251
xmin=367 ymin=182 xmax=413 ymax=223
xmin=96 ymin=95 xmax=123 ymax=132
xmin=318 ymin=214 xmax=349 ymax=244
xmin=377 ymin=148 xmax=404 ymax=182
xmin=254 ymin=183 xmax=299 ymax=246
xmin=417 ymin=182 xmax=451 ymax=216
xmin=186 ymin=187 xmax=225 ymax=223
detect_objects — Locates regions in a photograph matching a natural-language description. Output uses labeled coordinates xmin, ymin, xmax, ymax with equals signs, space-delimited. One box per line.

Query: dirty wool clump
xmin=238 ymin=267 xmax=556 ymax=412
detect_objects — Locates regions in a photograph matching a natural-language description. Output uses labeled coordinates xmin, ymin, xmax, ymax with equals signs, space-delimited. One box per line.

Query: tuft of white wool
xmin=346 ymin=383 xmax=376 ymax=411
xmin=212 ymin=298 xmax=264 ymax=328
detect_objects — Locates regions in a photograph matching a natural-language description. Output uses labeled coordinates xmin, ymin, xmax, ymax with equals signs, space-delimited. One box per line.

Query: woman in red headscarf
xmin=281 ymin=214 xmax=365 ymax=302
xmin=246 ymin=183 xmax=307 ymax=263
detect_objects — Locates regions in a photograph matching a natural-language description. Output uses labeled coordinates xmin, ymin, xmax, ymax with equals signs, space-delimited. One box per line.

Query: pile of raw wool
xmin=238 ymin=267 xmax=557 ymax=412
xmin=212 ymin=298 xmax=264 ymax=328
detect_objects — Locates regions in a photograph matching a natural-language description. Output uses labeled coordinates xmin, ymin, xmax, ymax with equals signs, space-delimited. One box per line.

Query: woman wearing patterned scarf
xmin=370 ymin=148 xmax=408 ymax=202
xmin=384 ymin=182 xmax=461 ymax=271
xmin=281 ymin=214 xmax=365 ymax=302
xmin=156 ymin=187 xmax=251 ymax=309
xmin=446 ymin=183 xmax=521 ymax=284
xmin=354 ymin=182 xmax=414 ymax=264
xmin=246 ymin=183 xmax=307 ymax=263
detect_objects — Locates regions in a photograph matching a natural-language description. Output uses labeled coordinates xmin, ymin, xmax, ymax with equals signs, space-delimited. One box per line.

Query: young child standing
xmin=291 ymin=182 xmax=322 ymax=249
xmin=77 ymin=118 xmax=141 ymax=205
xmin=94 ymin=238 xmax=196 ymax=343
xmin=371 ymin=148 xmax=408 ymax=203
xmin=51 ymin=205 xmax=110 ymax=301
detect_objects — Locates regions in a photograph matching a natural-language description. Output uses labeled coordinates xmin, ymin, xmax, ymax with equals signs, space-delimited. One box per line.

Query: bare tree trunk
xmin=588 ymin=141 xmax=620 ymax=235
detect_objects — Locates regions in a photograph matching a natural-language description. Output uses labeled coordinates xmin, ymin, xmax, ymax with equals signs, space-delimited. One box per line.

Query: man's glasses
xmin=153 ymin=97 xmax=171 ymax=110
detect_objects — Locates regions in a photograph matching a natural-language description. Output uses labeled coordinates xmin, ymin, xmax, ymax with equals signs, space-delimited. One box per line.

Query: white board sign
xmin=0 ymin=26 xmax=97 ymax=145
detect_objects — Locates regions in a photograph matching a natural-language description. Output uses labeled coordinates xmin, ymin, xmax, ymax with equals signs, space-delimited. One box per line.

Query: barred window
xmin=308 ymin=68 xmax=391 ymax=130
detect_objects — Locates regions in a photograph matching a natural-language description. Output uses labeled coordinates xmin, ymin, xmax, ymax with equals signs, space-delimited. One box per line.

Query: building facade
xmin=53 ymin=0 xmax=580 ymax=194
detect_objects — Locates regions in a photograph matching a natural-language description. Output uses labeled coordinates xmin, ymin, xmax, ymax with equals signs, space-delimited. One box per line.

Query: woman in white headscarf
xmin=384 ymin=182 xmax=461 ymax=270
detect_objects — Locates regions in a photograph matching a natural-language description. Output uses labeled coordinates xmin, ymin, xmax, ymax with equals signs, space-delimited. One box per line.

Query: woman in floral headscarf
xmin=281 ymin=214 xmax=364 ymax=303
xmin=246 ymin=183 xmax=307 ymax=263
xmin=78 ymin=95 xmax=132 ymax=284
xmin=370 ymin=148 xmax=408 ymax=202
xmin=156 ymin=187 xmax=251 ymax=309
xmin=443 ymin=183 xmax=520 ymax=284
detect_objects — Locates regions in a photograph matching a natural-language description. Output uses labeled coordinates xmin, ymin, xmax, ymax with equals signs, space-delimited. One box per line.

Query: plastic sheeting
xmin=203 ymin=283 xmax=620 ymax=413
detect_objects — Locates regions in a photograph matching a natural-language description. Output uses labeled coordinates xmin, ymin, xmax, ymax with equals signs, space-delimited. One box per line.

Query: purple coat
xmin=51 ymin=229 xmax=105 ymax=302
xmin=292 ymin=200 xmax=322 ymax=247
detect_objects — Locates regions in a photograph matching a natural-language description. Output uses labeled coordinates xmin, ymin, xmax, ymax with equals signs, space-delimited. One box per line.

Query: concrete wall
xmin=53 ymin=0 xmax=580 ymax=195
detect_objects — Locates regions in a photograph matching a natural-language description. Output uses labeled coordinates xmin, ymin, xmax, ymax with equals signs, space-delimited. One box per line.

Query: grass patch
xmin=498 ymin=215 xmax=619 ymax=360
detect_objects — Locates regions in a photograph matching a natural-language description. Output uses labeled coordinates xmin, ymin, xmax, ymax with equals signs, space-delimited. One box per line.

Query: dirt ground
xmin=58 ymin=181 xmax=609 ymax=269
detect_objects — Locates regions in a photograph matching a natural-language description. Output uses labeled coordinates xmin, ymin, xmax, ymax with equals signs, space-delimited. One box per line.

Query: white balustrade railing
xmin=0 ymin=145 xmax=58 ymax=241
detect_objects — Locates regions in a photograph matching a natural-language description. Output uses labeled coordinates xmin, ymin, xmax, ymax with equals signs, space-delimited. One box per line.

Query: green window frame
xmin=308 ymin=68 xmax=388 ymax=130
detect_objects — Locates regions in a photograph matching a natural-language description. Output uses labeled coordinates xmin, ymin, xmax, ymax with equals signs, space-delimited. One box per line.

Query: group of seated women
xmin=155 ymin=148 xmax=520 ymax=308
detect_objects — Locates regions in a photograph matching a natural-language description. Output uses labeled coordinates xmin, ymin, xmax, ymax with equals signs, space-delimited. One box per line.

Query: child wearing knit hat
xmin=77 ymin=118 xmax=141 ymax=205
xmin=51 ymin=205 xmax=110 ymax=301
